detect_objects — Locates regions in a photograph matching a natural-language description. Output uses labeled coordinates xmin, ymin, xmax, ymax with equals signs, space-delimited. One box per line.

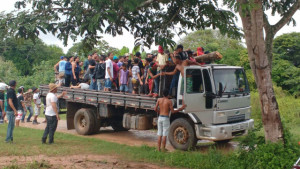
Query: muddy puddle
xmin=19 ymin=118 xmax=239 ymax=153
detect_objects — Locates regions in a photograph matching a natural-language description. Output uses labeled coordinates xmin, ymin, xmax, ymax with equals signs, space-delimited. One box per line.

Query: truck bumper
xmin=195 ymin=119 xmax=254 ymax=141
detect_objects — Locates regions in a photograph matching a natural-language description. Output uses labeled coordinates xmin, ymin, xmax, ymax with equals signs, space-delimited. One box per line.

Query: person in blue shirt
xmin=65 ymin=56 xmax=74 ymax=87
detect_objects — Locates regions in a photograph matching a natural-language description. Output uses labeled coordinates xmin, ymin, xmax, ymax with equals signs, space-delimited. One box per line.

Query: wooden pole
xmin=194 ymin=51 xmax=223 ymax=63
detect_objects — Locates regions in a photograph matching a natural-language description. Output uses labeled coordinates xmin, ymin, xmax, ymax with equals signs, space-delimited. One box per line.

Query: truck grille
xmin=227 ymin=114 xmax=245 ymax=123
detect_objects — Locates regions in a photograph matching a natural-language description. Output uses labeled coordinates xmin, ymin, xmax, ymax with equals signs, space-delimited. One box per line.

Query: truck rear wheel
xmin=74 ymin=108 xmax=95 ymax=135
xmin=89 ymin=109 xmax=101 ymax=134
xmin=168 ymin=118 xmax=197 ymax=151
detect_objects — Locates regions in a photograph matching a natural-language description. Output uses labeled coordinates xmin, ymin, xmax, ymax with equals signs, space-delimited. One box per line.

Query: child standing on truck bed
xmin=131 ymin=58 xmax=143 ymax=94
xmin=119 ymin=63 xmax=129 ymax=93
xmin=154 ymin=89 xmax=186 ymax=152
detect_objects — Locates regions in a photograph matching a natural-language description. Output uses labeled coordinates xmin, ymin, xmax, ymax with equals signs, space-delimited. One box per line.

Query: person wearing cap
xmin=42 ymin=83 xmax=66 ymax=144
xmin=54 ymin=56 xmax=67 ymax=83
xmin=112 ymin=56 xmax=120 ymax=91
xmin=22 ymin=88 xmax=34 ymax=123
xmin=32 ymin=87 xmax=41 ymax=125
xmin=0 ymin=83 xmax=8 ymax=124
xmin=5 ymin=80 xmax=18 ymax=143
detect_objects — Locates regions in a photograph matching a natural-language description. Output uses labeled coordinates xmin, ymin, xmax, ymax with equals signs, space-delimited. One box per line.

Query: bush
xmin=236 ymin=124 xmax=300 ymax=169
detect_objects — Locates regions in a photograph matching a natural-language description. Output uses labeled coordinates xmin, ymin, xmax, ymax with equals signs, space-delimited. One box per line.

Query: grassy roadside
xmin=1 ymin=124 xmax=298 ymax=169
xmin=0 ymin=124 xmax=236 ymax=169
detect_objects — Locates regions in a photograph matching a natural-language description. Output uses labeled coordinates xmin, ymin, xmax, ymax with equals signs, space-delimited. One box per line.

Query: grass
xmin=0 ymin=124 xmax=243 ymax=169
xmin=250 ymin=86 xmax=300 ymax=140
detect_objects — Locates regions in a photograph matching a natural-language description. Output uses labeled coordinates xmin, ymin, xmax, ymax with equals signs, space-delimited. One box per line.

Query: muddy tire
xmin=111 ymin=117 xmax=129 ymax=132
xmin=89 ymin=109 xmax=101 ymax=134
xmin=214 ymin=139 xmax=231 ymax=144
xmin=74 ymin=108 xmax=95 ymax=135
xmin=168 ymin=118 xmax=197 ymax=151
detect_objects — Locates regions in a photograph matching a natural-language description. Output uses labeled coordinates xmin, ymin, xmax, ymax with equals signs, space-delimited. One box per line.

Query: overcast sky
xmin=1 ymin=1 xmax=299 ymax=54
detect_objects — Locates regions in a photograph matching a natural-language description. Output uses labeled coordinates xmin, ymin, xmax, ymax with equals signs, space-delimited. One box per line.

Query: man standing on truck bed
xmin=154 ymin=89 xmax=186 ymax=152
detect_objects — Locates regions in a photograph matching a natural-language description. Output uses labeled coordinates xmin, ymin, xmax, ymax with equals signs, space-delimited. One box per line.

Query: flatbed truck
xmin=40 ymin=64 xmax=254 ymax=150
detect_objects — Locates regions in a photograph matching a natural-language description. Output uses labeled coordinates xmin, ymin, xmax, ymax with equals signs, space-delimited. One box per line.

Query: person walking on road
xmin=5 ymin=80 xmax=18 ymax=143
xmin=21 ymin=88 xmax=34 ymax=123
xmin=16 ymin=88 xmax=26 ymax=127
xmin=154 ymin=89 xmax=186 ymax=152
xmin=32 ymin=87 xmax=41 ymax=125
xmin=42 ymin=83 xmax=66 ymax=144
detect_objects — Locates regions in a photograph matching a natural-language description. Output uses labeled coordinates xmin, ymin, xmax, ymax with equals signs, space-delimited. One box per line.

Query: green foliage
xmin=0 ymin=37 xmax=64 ymax=76
xmin=237 ymin=124 xmax=299 ymax=169
xmin=18 ymin=60 xmax=56 ymax=90
xmin=67 ymin=40 xmax=120 ymax=59
xmin=6 ymin=0 xmax=241 ymax=49
xmin=272 ymin=58 xmax=300 ymax=95
xmin=0 ymin=56 xmax=19 ymax=83
xmin=116 ymin=46 xmax=130 ymax=56
xmin=273 ymin=32 xmax=300 ymax=67
xmin=251 ymin=87 xmax=300 ymax=129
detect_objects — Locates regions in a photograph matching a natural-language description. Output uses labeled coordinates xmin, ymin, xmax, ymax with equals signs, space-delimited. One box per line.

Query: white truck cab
xmin=168 ymin=64 xmax=254 ymax=150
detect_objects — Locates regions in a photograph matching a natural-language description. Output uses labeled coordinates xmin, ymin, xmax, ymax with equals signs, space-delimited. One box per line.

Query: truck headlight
xmin=217 ymin=112 xmax=226 ymax=117
xmin=247 ymin=109 xmax=251 ymax=114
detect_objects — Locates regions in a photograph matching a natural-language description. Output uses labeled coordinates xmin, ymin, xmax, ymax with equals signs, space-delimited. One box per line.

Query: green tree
xmin=273 ymin=32 xmax=300 ymax=67
xmin=179 ymin=29 xmax=245 ymax=66
xmin=272 ymin=58 xmax=300 ymax=96
xmin=0 ymin=56 xmax=19 ymax=83
xmin=224 ymin=0 xmax=300 ymax=142
xmin=0 ymin=37 xmax=64 ymax=76
xmin=7 ymin=0 xmax=240 ymax=49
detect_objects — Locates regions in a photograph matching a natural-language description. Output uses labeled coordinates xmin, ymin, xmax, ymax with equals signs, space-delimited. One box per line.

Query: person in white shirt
xmin=32 ymin=87 xmax=41 ymax=125
xmin=104 ymin=52 xmax=114 ymax=91
xmin=42 ymin=83 xmax=66 ymax=144
xmin=70 ymin=79 xmax=90 ymax=90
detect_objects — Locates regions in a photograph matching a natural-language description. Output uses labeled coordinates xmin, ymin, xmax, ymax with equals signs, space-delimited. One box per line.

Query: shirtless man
xmin=154 ymin=89 xmax=186 ymax=152
xmin=162 ymin=55 xmax=202 ymax=77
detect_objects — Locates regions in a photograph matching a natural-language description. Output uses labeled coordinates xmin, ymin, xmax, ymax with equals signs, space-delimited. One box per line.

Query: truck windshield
xmin=213 ymin=69 xmax=249 ymax=94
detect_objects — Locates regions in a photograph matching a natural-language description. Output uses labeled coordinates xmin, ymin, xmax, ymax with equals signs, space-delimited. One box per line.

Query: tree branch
xmin=137 ymin=0 xmax=165 ymax=10
xmin=272 ymin=1 xmax=300 ymax=34
xmin=263 ymin=12 xmax=271 ymax=32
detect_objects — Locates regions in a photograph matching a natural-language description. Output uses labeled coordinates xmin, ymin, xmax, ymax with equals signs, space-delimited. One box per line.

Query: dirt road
xmin=20 ymin=118 xmax=238 ymax=153
xmin=0 ymin=154 xmax=172 ymax=169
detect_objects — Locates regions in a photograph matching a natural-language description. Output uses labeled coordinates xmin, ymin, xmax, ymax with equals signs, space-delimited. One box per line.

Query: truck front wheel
xmin=74 ymin=108 xmax=95 ymax=135
xmin=168 ymin=118 xmax=197 ymax=151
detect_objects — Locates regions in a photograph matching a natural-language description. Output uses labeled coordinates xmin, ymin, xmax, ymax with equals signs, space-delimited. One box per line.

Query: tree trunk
xmin=238 ymin=0 xmax=284 ymax=142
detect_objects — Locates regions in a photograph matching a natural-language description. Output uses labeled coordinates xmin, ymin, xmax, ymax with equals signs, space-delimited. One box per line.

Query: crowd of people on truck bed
xmin=54 ymin=44 xmax=208 ymax=97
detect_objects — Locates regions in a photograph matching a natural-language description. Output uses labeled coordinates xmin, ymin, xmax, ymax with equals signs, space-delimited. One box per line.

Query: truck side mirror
xmin=218 ymin=82 xmax=223 ymax=97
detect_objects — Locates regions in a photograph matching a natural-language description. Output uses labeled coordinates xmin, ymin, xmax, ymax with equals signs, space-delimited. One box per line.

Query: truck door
xmin=183 ymin=67 xmax=206 ymax=112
